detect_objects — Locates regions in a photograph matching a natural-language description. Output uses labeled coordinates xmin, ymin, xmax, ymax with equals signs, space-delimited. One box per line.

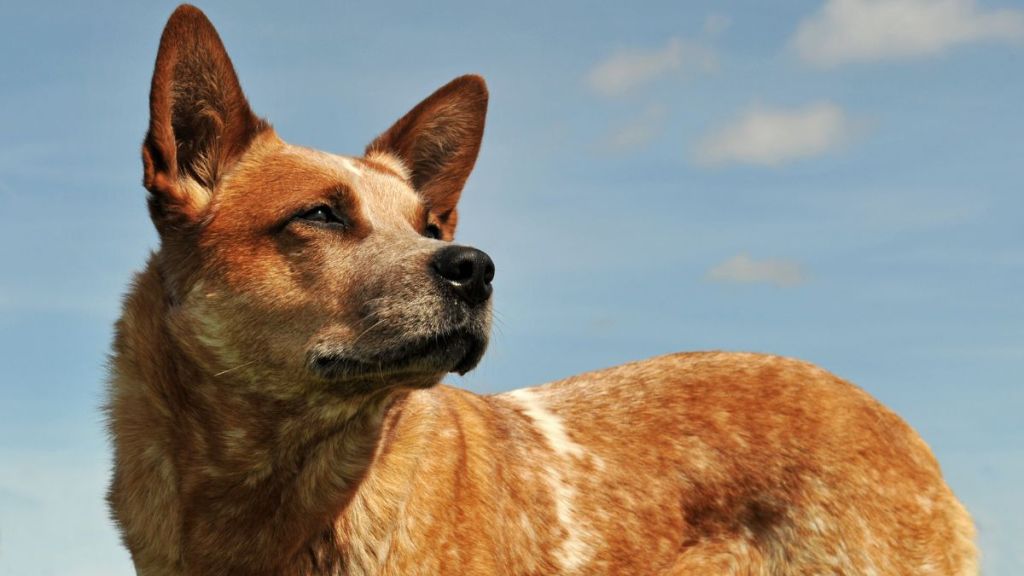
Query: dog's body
xmin=107 ymin=6 xmax=977 ymax=575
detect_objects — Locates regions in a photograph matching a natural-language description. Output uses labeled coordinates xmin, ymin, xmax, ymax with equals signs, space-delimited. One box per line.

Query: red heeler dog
xmin=107 ymin=5 xmax=978 ymax=575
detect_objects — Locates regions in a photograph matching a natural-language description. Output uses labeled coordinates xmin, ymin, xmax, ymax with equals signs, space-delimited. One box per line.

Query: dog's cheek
xmin=175 ymin=284 xmax=252 ymax=373
xmin=179 ymin=253 xmax=321 ymax=376
xmin=267 ymin=242 xmax=378 ymax=359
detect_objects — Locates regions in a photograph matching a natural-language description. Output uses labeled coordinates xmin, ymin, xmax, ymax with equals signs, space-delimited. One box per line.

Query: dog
xmin=107 ymin=5 xmax=977 ymax=575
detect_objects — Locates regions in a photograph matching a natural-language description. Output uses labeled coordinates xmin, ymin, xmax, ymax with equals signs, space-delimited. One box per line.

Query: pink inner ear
xmin=365 ymin=75 xmax=489 ymax=234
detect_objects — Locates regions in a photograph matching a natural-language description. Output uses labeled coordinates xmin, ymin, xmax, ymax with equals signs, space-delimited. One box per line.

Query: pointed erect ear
xmin=366 ymin=75 xmax=488 ymax=237
xmin=143 ymin=5 xmax=267 ymax=227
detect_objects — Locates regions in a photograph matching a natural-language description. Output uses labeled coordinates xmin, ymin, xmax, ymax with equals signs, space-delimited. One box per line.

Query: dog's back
xmin=337 ymin=352 xmax=976 ymax=575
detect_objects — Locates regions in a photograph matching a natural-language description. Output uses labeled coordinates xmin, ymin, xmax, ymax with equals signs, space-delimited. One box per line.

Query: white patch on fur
xmin=549 ymin=476 xmax=590 ymax=571
xmin=506 ymin=389 xmax=585 ymax=459
xmin=506 ymin=388 xmax=595 ymax=572
xmin=807 ymin=514 xmax=829 ymax=535
xmin=337 ymin=156 xmax=364 ymax=178
xmin=281 ymin=143 xmax=365 ymax=184
xmin=179 ymin=175 xmax=212 ymax=211
xmin=184 ymin=284 xmax=246 ymax=370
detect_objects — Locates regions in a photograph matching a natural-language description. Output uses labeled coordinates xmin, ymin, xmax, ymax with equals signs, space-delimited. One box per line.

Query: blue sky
xmin=1 ymin=0 xmax=1021 ymax=573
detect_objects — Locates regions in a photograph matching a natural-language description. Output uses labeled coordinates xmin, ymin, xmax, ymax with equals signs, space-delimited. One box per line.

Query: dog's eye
xmin=424 ymin=223 xmax=442 ymax=240
xmin=297 ymin=205 xmax=345 ymax=227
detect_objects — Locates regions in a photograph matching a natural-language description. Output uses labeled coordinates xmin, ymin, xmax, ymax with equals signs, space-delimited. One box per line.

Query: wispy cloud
xmin=693 ymin=101 xmax=855 ymax=167
xmin=706 ymin=254 xmax=808 ymax=287
xmin=703 ymin=13 xmax=732 ymax=36
xmin=792 ymin=0 xmax=1024 ymax=67
xmin=598 ymin=104 xmax=668 ymax=152
xmin=586 ymin=37 xmax=717 ymax=97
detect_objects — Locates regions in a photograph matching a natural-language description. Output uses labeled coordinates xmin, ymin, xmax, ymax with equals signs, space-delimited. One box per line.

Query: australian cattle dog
xmin=107 ymin=5 xmax=978 ymax=575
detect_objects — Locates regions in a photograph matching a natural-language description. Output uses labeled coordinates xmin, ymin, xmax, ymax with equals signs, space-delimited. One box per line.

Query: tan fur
xmin=108 ymin=5 xmax=977 ymax=575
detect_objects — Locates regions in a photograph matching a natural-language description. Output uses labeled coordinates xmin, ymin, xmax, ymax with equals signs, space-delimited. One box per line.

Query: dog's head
xmin=142 ymin=6 xmax=492 ymax=393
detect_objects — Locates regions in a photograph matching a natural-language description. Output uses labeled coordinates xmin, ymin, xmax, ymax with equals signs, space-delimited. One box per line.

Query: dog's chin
xmin=310 ymin=330 xmax=488 ymax=388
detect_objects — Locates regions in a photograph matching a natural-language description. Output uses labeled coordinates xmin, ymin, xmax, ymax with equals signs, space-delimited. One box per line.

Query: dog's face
xmin=142 ymin=7 xmax=491 ymax=393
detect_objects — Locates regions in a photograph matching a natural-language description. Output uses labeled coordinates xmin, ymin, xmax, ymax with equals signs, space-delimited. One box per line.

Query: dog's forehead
xmin=218 ymin=140 xmax=423 ymax=227
xmin=287 ymin=145 xmax=421 ymax=221
xmin=282 ymin=144 xmax=365 ymax=182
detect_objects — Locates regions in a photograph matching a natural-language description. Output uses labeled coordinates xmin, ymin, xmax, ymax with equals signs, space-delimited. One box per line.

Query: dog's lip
xmin=310 ymin=329 xmax=487 ymax=381
xmin=452 ymin=334 xmax=486 ymax=375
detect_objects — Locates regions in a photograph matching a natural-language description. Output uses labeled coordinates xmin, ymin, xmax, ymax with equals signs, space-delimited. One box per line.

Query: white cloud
xmin=586 ymin=38 xmax=716 ymax=97
xmin=694 ymin=101 xmax=854 ymax=167
xmin=703 ymin=13 xmax=732 ymax=36
xmin=598 ymin=104 xmax=668 ymax=152
xmin=706 ymin=254 xmax=808 ymax=287
xmin=792 ymin=0 xmax=1024 ymax=67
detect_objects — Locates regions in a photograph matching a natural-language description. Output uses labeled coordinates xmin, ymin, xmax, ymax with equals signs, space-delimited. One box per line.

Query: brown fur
xmin=107 ymin=5 xmax=977 ymax=575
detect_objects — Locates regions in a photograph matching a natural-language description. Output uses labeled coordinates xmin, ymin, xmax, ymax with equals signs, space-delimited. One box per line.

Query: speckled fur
xmin=107 ymin=6 xmax=977 ymax=575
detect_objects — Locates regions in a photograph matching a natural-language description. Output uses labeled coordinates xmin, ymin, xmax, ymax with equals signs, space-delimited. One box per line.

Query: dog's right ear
xmin=143 ymin=5 xmax=266 ymax=230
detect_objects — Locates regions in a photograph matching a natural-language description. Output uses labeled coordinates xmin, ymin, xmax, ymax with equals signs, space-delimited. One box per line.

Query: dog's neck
xmin=108 ymin=261 xmax=418 ymax=576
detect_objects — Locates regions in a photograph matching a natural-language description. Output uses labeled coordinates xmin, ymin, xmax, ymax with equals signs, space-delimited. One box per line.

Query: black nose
xmin=431 ymin=245 xmax=495 ymax=306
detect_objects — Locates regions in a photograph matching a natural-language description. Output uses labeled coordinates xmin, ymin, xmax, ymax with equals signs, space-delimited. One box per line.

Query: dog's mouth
xmin=309 ymin=329 xmax=487 ymax=384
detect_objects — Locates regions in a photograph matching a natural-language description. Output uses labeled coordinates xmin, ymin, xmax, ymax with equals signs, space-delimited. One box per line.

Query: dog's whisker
xmin=349 ymin=318 xmax=388 ymax=348
xmin=214 ymin=360 xmax=256 ymax=377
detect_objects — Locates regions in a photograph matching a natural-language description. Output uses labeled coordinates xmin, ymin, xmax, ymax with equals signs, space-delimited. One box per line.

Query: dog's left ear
xmin=366 ymin=75 xmax=488 ymax=238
